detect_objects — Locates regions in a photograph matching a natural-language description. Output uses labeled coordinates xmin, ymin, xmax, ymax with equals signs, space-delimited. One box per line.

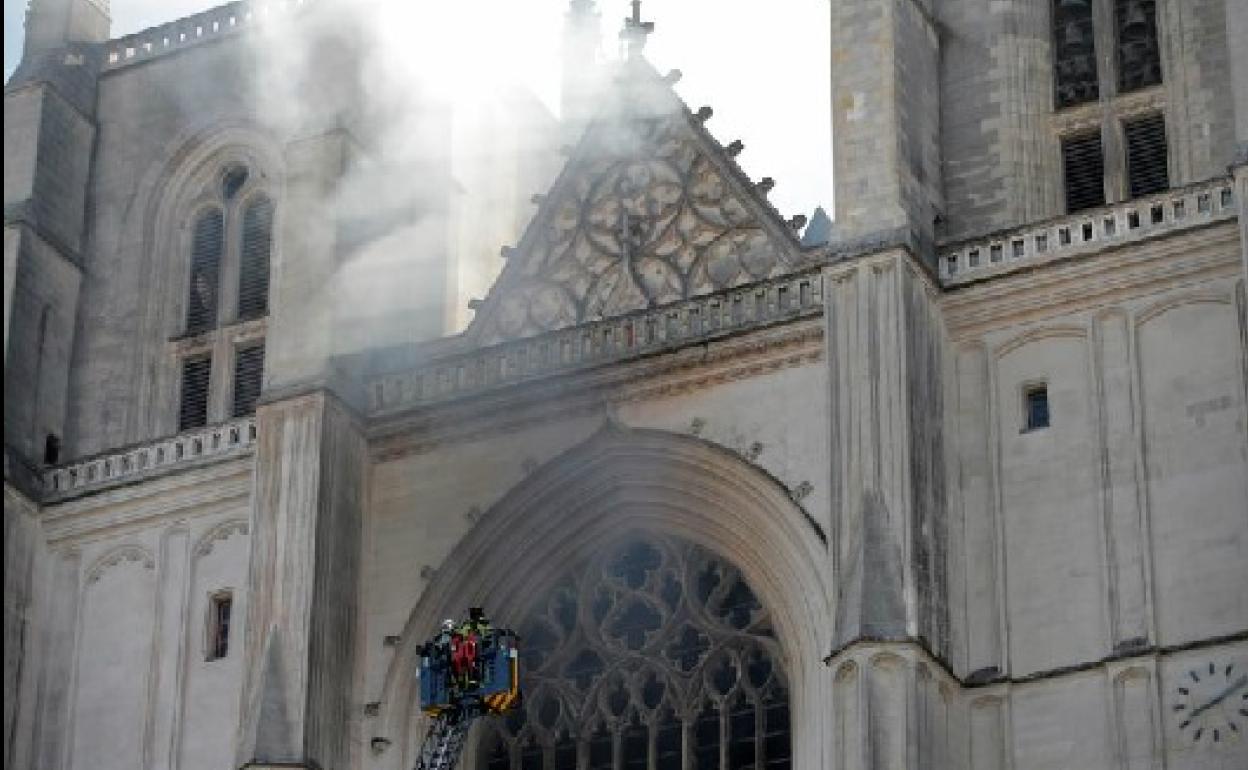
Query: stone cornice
xmin=100 ymin=0 xmax=309 ymax=73
xmin=43 ymin=416 xmax=257 ymax=503
xmin=825 ymin=631 xmax=1248 ymax=692
xmin=369 ymin=316 xmax=825 ymax=460
xmin=369 ymin=268 xmax=826 ymax=417
xmin=939 ymin=176 xmax=1237 ymax=287
xmin=41 ymin=453 xmax=253 ymax=544
xmin=942 ymin=217 xmax=1242 ymax=340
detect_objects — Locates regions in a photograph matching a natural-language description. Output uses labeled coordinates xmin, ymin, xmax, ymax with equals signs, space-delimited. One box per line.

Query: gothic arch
xmin=373 ymin=423 xmax=833 ymax=770
xmin=124 ymin=120 xmax=285 ymax=441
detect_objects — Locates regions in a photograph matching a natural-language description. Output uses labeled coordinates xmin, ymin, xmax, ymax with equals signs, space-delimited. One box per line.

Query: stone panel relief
xmin=475 ymin=113 xmax=800 ymax=344
xmin=1111 ymin=666 xmax=1158 ymax=770
xmin=834 ymin=661 xmax=863 ymax=770
xmin=1092 ymin=310 xmax=1151 ymax=653
xmin=994 ymin=329 xmax=1108 ymax=675
xmin=968 ymin=694 xmax=1006 ymax=770
xmin=70 ymin=543 xmax=157 ymax=770
xmin=1136 ymin=296 xmax=1248 ymax=646
xmin=867 ymin=653 xmax=907 ymax=770
xmin=178 ymin=518 xmax=250 ymax=770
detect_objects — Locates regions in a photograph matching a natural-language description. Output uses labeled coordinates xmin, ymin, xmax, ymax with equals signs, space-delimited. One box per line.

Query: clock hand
xmin=1188 ymin=673 xmax=1248 ymax=720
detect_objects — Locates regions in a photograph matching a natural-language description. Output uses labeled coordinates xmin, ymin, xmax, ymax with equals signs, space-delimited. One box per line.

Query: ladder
xmin=413 ymin=708 xmax=474 ymax=770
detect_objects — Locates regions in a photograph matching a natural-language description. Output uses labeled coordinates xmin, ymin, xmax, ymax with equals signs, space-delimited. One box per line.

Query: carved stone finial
xmin=694 ymin=106 xmax=713 ymax=124
xmin=664 ymin=69 xmax=682 ymax=84
xmin=788 ymin=214 xmax=807 ymax=231
xmin=755 ymin=177 xmax=775 ymax=195
xmin=726 ymin=140 xmax=744 ymax=157
xmin=791 ymin=480 xmax=813 ymax=502
xmin=619 ymin=0 xmax=654 ymax=58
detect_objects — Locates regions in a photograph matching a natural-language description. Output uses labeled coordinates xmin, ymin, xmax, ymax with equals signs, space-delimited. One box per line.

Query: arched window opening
xmin=479 ymin=536 xmax=791 ymax=770
xmin=221 ymin=164 xmax=250 ymax=201
xmin=238 ymin=195 xmax=274 ymax=321
xmin=186 ymin=209 xmax=224 ymax=333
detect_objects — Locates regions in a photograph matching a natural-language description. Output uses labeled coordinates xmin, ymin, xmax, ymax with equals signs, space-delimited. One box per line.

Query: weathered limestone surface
xmin=4 ymin=0 xmax=1246 ymax=768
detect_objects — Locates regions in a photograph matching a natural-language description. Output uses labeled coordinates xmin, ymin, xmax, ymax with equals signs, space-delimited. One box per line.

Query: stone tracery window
xmin=175 ymin=160 xmax=274 ymax=430
xmin=478 ymin=537 xmax=791 ymax=770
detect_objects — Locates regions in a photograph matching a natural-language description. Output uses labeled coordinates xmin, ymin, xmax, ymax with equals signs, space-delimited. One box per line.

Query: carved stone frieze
xmin=193 ymin=519 xmax=250 ymax=558
xmin=85 ymin=544 xmax=156 ymax=585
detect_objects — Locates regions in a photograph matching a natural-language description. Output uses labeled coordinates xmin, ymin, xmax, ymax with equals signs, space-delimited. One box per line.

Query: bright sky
xmin=3 ymin=0 xmax=832 ymax=218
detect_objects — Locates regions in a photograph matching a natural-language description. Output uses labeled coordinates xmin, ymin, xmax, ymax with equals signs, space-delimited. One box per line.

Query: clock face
xmin=1173 ymin=661 xmax=1247 ymax=744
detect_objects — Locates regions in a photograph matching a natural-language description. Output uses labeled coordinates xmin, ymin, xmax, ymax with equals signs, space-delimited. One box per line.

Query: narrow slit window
xmin=207 ymin=591 xmax=233 ymax=661
xmin=1116 ymin=0 xmax=1162 ymax=93
xmin=1061 ymin=132 xmax=1106 ymax=213
xmin=232 ymin=343 xmax=265 ymax=418
xmin=237 ymin=196 xmax=274 ymax=320
xmin=1024 ymin=384 xmax=1051 ymax=432
xmin=186 ymin=209 xmax=224 ymax=333
xmin=1124 ymin=113 xmax=1169 ymax=199
xmin=179 ymin=356 xmax=212 ymax=431
xmin=1052 ymin=0 xmax=1099 ymax=108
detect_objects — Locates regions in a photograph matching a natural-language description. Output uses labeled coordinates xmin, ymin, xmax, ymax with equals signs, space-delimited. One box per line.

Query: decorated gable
xmin=470 ymin=64 xmax=807 ymax=345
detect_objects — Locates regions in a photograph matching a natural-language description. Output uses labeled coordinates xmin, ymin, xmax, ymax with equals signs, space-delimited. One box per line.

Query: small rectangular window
xmin=1124 ymin=113 xmax=1169 ymax=199
xmin=1024 ymin=384 xmax=1051 ymax=432
xmin=179 ymin=356 xmax=212 ymax=431
xmin=1061 ymin=132 xmax=1106 ymax=213
xmin=207 ymin=591 xmax=233 ymax=661
xmin=232 ymin=343 xmax=265 ymax=418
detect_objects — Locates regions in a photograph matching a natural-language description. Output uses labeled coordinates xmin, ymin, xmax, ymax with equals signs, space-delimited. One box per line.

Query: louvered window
xmin=186 ymin=209 xmax=224 ymax=333
xmin=1116 ymin=0 xmax=1162 ymax=93
xmin=238 ymin=196 xmax=273 ymax=321
xmin=1124 ymin=113 xmax=1169 ymax=198
xmin=1062 ymin=132 xmax=1106 ymax=213
xmin=232 ymin=343 xmax=265 ymax=417
xmin=1052 ymin=0 xmax=1098 ymax=108
xmin=179 ymin=356 xmax=212 ymax=431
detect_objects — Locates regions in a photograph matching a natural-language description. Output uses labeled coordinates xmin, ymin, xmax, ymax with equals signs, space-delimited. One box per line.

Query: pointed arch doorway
xmin=375 ymin=425 xmax=832 ymax=770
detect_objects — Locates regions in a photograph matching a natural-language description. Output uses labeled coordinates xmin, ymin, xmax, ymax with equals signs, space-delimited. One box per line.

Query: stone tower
xmin=4 ymin=0 xmax=109 ymax=484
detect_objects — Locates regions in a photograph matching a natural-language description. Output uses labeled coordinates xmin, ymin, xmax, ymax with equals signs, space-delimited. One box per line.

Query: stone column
xmin=234 ymin=391 xmax=366 ymax=769
xmin=824 ymin=250 xmax=949 ymax=654
xmin=147 ymin=525 xmax=191 ymax=770
xmin=1091 ymin=311 xmax=1151 ymax=653
xmin=951 ymin=343 xmax=1004 ymax=681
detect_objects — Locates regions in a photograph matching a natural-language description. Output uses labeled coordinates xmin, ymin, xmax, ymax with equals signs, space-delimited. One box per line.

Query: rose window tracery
xmin=478 ymin=537 xmax=791 ymax=770
xmin=484 ymin=116 xmax=796 ymax=344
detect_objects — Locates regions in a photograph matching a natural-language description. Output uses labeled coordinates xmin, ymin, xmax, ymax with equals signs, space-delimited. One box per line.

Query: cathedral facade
xmin=4 ymin=0 xmax=1248 ymax=769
